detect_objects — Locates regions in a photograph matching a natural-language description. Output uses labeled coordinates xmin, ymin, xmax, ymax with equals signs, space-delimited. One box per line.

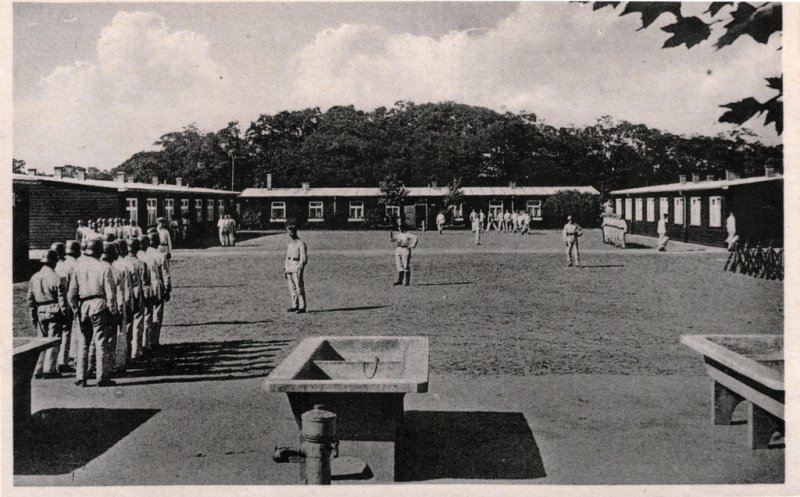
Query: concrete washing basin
xmin=262 ymin=336 xmax=429 ymax=481
xmin=681 ymin=334 xmax=783 ymax=449
xmin=13 ymin=337 xmax=62 ymax=426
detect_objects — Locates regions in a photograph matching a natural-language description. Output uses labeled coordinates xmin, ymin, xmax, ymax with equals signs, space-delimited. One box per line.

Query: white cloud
xmin=15 ymin=11 xmax=233 ymax=171
xmin=289 ymin=3 xmax=781 ymax=139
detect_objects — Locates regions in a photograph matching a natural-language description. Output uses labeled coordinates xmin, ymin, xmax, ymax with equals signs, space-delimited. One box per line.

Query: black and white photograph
xmin=4 ymin=0 xmax=795 ymax=493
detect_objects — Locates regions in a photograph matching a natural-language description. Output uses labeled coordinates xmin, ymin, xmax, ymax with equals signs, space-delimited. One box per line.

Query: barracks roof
xmin=239 ymin=185 xmax=600 ymax=198
xmin=12 ymin=173 xmax=239 ymax=195
xmin=610 ymin=175 xmax=782 ymax=196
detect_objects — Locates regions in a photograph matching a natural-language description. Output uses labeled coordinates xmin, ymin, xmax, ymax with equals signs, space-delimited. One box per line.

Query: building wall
xmin=27 ymin=182 xmax=120 ymax=249
xmin=13 ymin=182 xmax=31 ymax=267
xmin=120 ymin=191 xmax=235 ymax=231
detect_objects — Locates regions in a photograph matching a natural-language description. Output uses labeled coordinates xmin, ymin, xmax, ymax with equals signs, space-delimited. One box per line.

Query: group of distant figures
xmin=600 ymin=216 xmax=629 ymax=248
xmin=724 ymin=240 xmax=783 ymax=281
xmin=76 ymin=217 xmax=185 ymax=248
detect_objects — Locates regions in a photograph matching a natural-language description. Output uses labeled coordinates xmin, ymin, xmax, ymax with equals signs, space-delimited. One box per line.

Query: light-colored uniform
xmin=392 ymin=231 xmax=418 ymax=271
xmin=112 ymin=257 xmax=134 ymax=369
xmin=138 ymin=249 xmax=160 ymax=351
xmin=68 ymin=256 xmax=117 ymax=383
xmin=218 ymin=218 xmax=228 ymax=246
xmin=227 ymin=218 xmax=237 ymax=246
xmin=28 ymin=265 xmax=68 ymax=375
xmin=55 ymin=256 xmax=78 ymax=368
xmin=436 ymin=213 xmax=445 ymax=234
xmin=503 ymin=211 xmax=512 ymax=232
xmin=285 ymin=238 xmax=308 ymax=310
xmin=471 ymin=212 xmax=482 ymax=245
xmin=657 ymin=216 xmax=669 ymax=251
xmin=90 ymin=259 xmax=127 ymax=372
xmin=146 ymin=246 xmax=170 ymax=348
xmin=725 ymin=213 xmax=737 ymax=251
xmin=130 ymin=252 xmax=152 ymax=358
xmin=158 ymin=227 xmax=173 ymax=258
xmin=563 ymin=221 xmax=583 ymax=266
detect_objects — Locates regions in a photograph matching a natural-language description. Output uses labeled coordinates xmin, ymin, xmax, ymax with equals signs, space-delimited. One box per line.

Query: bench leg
xmin=713 ymin=381 xmax=744 ymax=425
xmin=748 ymin=403 xmax=784 ymax=450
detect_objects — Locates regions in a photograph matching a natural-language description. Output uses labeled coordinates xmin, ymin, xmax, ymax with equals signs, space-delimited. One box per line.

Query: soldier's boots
xmin=404 ymin=269 xmax=411 ymax=286
xmin=393 ymin=272 xmax=404 ymax=286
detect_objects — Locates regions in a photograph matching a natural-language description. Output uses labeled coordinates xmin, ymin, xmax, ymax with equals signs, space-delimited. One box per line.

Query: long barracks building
xmin=13 ymin=168 xmax=239 ymax=265
xmin=610 ymin=168 xmax=783 ymax=248
xmin=239 ymin=182 xmax=600 ymax=230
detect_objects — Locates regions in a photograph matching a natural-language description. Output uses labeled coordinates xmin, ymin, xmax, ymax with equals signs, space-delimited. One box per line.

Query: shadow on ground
xmin=119 ymin=339 xmax=292 ymax=386
xmin=15 ymin=408 xmax=160 ymax=475
xmin=398 ymin=411 xmax=545 ymax=481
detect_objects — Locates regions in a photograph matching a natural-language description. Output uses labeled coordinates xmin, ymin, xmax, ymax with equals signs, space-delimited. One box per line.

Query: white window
xmin=195 ymin=199 xmax=203 ymax=222
xmin=635 ymin=198 xmax=643 ymax=221
xmin=527 ymin=200 xmax=542 ymax=220
xmin=709 ymin=196 xmax=722 ymax=227
xmin=660 ymin=198 xmax=669 ymax=219
xmin=308 ymin=201 xmax=323 ymax=221
xmin=690 ymin=197 xmax=702 ymax=226
xmin=271 ymin=201 xmax=286 ymax=221
xmin=624 ymin=198 xmax=632 ymax=220
xmin=146 ymin=198 xmax=157 ymax=226
xmin=674 ymin=198 xmax=684 ymax=225
xmin=164 ymin=198 xmax=174 ymax=221
xmin=452 ymin=203 xmax=463 ymax=221
xmin=489 ymin=200 xmax=504 ymax=219
xmin=646 ymin=198 xmax=655 ymax=222
xmin=207 ymin=199 xmax=214 ymax=221
xmin=181 ymin=199 xmax=189 ymax=215
xmin=385 ymin=205 xmax=401 ymax=220
xmin=615 ymin=198 xmax=623 ymax=217
xmin=126 ymin=198 xmax=138 ymax=223
xmin=349 ymin=201 xmax=364 ymax=221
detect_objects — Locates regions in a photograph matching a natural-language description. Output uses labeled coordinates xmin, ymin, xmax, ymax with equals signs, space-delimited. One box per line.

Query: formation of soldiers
xmin=217 ymin=214 xmax=238 ymax=246
xmin=601 ymin=215 xmax=628 ymax=248
xmin=483 ymin=209 xmax=532 ymax=234
xmin=723 ymin=240 xmax=783 ymax=281
xmin=28 ymin=218 xmax=172 ymax=386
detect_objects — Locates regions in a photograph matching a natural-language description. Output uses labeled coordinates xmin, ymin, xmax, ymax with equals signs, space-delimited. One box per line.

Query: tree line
xmin=16 ymin=101 xmax=782 ymax=194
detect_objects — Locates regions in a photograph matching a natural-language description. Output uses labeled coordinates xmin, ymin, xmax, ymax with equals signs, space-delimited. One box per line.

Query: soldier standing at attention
xmin=129 ymin=219 xmax=143 ymax=240
xmin=391 ymin=223 xmax=418 ymax=286
xmin=284 ymin=225 xmax=308 ymax=313
xmin=656 ymin=213 xmax=670 ymax=252
xmin=54 ymin=242 xmax=78 ymax=373
xmin=563 ymin=215 xmax=583 ymax=267
xmin=156 ymin=218 xmax=173 ymax=260
xmin=76 ymin=220 xmax=85 ymax=243
xmin=147 ymin=232 xmax=171 ymax=350
xmin=126 ymin=238 xmax=150 ymax=361
xmin=69 ymin=239 xmax=117 ymax=387
xmin=471 ymin=208 xmax=482 ymax=245
xmin=436 ymin=211 xmax=446 ymax=235
xmin=137 ymin=236 xmax=158 ymax=355
xmin=29 ymin=250 xmax=68 ymax=379
xmin=228 ymin=215 xmax=238 ymax=246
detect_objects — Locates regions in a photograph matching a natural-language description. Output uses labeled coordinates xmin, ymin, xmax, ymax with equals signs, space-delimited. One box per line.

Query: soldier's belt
xmin=35 ymin=299 xmax=58 ymax=305
xmin=287 ymin=257 xmax=300 ymax=261
xmin=78 ymin=294 xmax=104 ymax=302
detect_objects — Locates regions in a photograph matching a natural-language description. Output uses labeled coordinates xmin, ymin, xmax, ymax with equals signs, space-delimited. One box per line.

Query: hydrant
xmin=301 ymin=404 xmax=338 ymax=485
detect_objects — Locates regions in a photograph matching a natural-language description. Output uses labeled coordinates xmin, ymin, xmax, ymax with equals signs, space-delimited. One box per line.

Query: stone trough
xmin=262 ymin=336 xmax=428 ymax=481
xmin=13 ymin=337 xmax=61 ymax=427
xmin=680 ymin=334 xmax=784 ymax=449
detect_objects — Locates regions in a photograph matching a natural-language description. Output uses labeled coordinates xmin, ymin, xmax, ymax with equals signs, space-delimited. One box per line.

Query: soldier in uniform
xmin=54 ymin=242 xmax=78 ymax=373
xmin=436 ymin=211 xmax=446 ymax=235
xmin=112 ymin=241 xmax=133 ymax=370
xmin=391 ymin=223 xmax=418 ymax=286
xmin=147 ymin=232 xmax=171 ymax=349
xmin=68 ymin=239 xmax=117 ymax=387
xmin=227 ymin=215 xmax=237 ymax=246
xmin=471 ymin=208 xmax=482 ymax=245
xmin=217 ymin=215 xmax=229 ymax=246
xmin=29 ymin=250 xmax=68 ymax=379
xmin=126 ymin=238 xmax=150 ymax=360
xmin=76 ymin=220 xmax=86 ymax=243
xmin=284 ymin=225 xmax=308 ymax=313
xmin=129 ymin=219 xmax=143 ymax=240
xmin=656 ymin=213 xmax=669 ymax=252
xmin=156 ymin=218 xmax=173 ymax=260
xmin=137 ymin=236 xmax=159 ymax=356
xmin=563 ymin=215 xmax=583 ymax=267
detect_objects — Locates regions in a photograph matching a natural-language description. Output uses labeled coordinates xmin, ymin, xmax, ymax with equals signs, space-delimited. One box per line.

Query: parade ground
xmin=11 ymin=229 xmax=784 ymax=486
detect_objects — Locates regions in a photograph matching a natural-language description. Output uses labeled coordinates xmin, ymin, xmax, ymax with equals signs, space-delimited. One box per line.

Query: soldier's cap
xmin=50 ymin=242 xmax=66 ymax=259
xmin=103 ymin=233 xmax=116 ymax=242
xmin=157 ymin=217 xmax=165 ymax=223
xmin=40 ymin=249 xmax=59 ymax=264
xmin=139 ymin=235 xmax=151 ymax=248
xmin=147 ymin=227 xmax=158 ymax=234
xmin=286 ymin=224 xmax=297 ymax=232
xmin=148 ymin=232 xmax=161 ymax=244
xmin=66 ymin=240 xmax=81 ymax=256
xmin=126 ymin=238 xmax=140 ymax=252
xmin=85 ymin=239 xmax=104 ymax=256
xmin=103 ymin=241 xmax=118 ymax=256
xmin=115 ymin=239 xmax=128 ymax=256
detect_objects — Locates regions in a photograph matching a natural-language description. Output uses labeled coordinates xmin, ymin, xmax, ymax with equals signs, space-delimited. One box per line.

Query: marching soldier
xmin=563 ymin=215 xmax=583 ymax=267
xmin=53 ymin=242 xmax=78 ymax=373
xmin=112 ymin=241 xmax=134 ymax=370
xmin=28 ymin=249 xmax=68 ymax=379
xmin=147 ymin=232 xmax=171 ymax=349
xmin=284 ymin=225 xmax=308 ymax=313
xmin=391 ymin=223 xmax=418 ymax=286
xmin=137 ymin=236 xmax=159 ymax=356
xmin=68 ymin=239 xmax=117 ymax=387
xmin=126 ymin=238 xmax=150 ymax=360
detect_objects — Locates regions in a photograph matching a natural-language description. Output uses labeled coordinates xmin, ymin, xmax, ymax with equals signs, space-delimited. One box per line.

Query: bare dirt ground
xmin=11 ymin=229 xmax=784 ymax=486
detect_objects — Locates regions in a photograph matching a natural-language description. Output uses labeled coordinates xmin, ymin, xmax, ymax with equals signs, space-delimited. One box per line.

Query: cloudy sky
xmin=13 ymin=2 xmax=782 ymax=173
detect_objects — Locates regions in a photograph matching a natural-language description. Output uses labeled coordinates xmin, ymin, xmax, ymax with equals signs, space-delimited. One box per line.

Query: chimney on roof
xmin=301 ymin=182 xmax=310 ymax=190
xmin=679 ymin=175 xmax=686 ymax=184
xmin=509 ymin=180 xmax=516 ymax=188
xmin=54 ymin=166 xmax=63 ymax=179
xmin=765 ymin=166 xmax=776 ymax=177
xmin=431 ymin=180 xmax=438 ymax=188
xmin=151 ymin=176 xmax=159 ymax=185
xmin=706 ymin=175 xmax=715 ymax=182
xmin=28 ymin=168 xmax=37 ymax=176
xmin=116 ymin=172 xmax=126 ymax=183
xmin=266 ymin=173 xmax=272 ymax=190
xmin=176 ymin=177 xmax=183 ymax=187
xmin=75 ymin=167 xmax=85 ymax=181
xmin=725 ymin=170 xmax=739 ymax=181
xmin=691 ymin=173 xmax=700 ymax=183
